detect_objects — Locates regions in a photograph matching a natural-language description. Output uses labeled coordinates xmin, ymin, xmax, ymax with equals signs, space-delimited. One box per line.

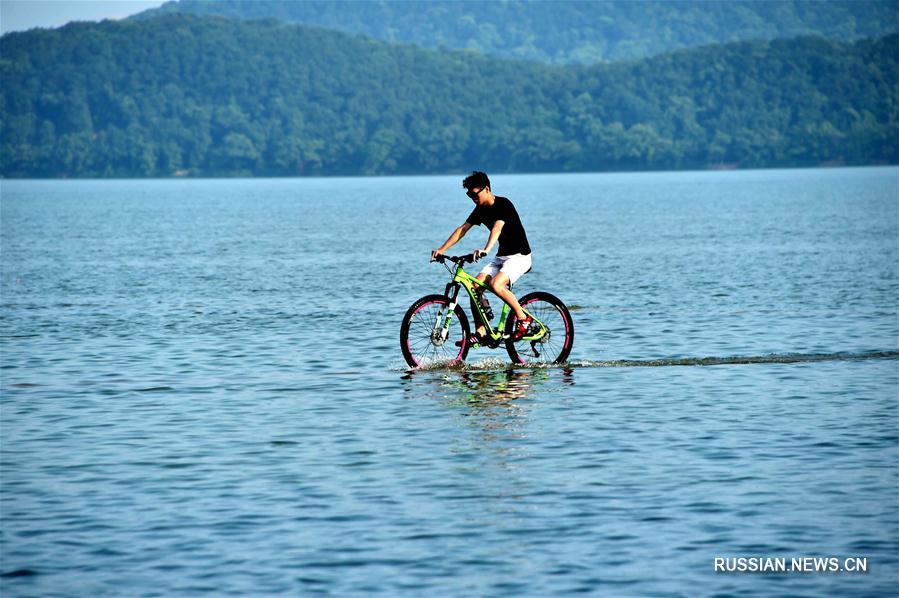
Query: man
xmin=431 ymin=171 xmax=538 ymax=344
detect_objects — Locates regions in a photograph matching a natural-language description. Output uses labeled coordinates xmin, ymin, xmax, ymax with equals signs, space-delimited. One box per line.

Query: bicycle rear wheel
xmin=505 ymin=291 xmax=574 ymax=364
xmin=400 ymin=294 xmax=471 ymax=368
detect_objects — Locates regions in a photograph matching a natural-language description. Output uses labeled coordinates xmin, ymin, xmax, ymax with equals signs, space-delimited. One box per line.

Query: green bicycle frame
xmin=441 ymin=260 xmax=546 ymax=342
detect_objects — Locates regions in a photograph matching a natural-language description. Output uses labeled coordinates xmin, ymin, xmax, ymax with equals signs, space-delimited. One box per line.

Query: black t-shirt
xmin=466 ymin=196 xmax=531 ymax=256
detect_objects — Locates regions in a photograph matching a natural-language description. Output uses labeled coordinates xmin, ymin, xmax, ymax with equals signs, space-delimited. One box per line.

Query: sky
xmin=1 ymin=0 xmax=166 ymax=35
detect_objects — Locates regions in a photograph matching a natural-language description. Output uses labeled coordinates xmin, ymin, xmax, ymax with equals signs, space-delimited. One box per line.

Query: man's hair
xmin=462 ymin=171 xmax=490 ymax=191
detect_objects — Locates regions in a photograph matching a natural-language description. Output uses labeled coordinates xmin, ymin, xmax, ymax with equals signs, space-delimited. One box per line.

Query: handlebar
xmin=432 ymin=253 xmax=477 ymax=265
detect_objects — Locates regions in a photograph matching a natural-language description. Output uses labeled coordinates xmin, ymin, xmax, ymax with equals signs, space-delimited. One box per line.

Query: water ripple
xmin=2 ymin=171 xmax=896 ymax=597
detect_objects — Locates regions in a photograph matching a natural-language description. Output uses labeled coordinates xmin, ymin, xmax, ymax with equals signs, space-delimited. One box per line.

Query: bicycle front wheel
xmin=505 ymin=291 xmax=574 ymax=364
xmin=400 ymin=294 xmax=471 ymax=368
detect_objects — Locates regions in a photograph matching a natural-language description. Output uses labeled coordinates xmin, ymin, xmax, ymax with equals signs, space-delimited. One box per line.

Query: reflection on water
xmin=449 ymin=370 xmax=543 ymax=404
xmin=402 ymin=367 xmax=575 ymax=407
xmin=401 ymin=368 xmax=576 ymax=451
xmin=400 ymin=368 xmax=581 ymax=524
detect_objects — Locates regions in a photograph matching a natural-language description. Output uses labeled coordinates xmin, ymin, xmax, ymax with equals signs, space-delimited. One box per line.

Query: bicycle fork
xmin=431 ymin=282 xmax=462 ymax=343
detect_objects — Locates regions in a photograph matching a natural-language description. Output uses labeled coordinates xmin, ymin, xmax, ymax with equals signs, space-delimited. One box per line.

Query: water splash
xmin=404 ymin=351 xmax=899 ymax=372
xmin=567 ymin=351 xmax=899 ymax=368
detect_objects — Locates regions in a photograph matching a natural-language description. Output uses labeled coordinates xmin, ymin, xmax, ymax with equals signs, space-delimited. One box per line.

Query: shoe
xmin=511 ymin=317 xmax=538 ymax=341
xmin=455 ymin=333 xmax=481 ymax=348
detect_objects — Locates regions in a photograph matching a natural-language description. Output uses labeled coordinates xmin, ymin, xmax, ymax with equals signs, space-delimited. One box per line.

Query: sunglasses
xmin=466 ymin=187 xmax=485 ymax=199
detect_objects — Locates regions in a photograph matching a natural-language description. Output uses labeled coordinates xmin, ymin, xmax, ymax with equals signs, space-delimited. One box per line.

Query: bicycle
xmin=400 ymin=253 xmax=574 ymax=368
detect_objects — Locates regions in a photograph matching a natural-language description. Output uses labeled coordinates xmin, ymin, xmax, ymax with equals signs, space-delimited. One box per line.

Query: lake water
xmin=1 ymin=168 xmax=897 ymax=596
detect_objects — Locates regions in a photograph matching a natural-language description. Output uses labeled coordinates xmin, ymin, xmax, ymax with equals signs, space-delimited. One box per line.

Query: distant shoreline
xmin=3 ymin=164 xmax=896 ymax=183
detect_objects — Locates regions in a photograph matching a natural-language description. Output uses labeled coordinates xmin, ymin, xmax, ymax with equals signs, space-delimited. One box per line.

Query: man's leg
xmin=490 ymin=272 xmax=528 ymax=322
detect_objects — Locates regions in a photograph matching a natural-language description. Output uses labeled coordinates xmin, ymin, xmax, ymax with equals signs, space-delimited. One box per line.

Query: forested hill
xmin=139 ymin=0 xmax=899 ymax=64
xmin=1 ymin=14 xmax=896 ymax=178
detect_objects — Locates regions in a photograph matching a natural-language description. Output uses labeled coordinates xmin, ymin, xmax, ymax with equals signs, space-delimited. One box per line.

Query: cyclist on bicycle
xmin=430 ymin=171 xmax=539 ymax=344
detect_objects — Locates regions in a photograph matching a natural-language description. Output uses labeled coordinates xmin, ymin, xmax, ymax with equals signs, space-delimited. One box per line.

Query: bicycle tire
xmin=505 ymin=291 xmax=574 ymax=364
xmin=400 ymin=294 xmax=471 ymax=368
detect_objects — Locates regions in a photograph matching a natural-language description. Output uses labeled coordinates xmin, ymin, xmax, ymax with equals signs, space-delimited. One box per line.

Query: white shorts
xmin=478 ymin=253 xmax=532 ymax=285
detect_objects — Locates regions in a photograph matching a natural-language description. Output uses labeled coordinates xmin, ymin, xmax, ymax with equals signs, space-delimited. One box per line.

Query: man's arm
xmin=432 ymin=221 xmax=473 ymax=260
xmin=475 ymin=220 xmax=504 ymax=259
